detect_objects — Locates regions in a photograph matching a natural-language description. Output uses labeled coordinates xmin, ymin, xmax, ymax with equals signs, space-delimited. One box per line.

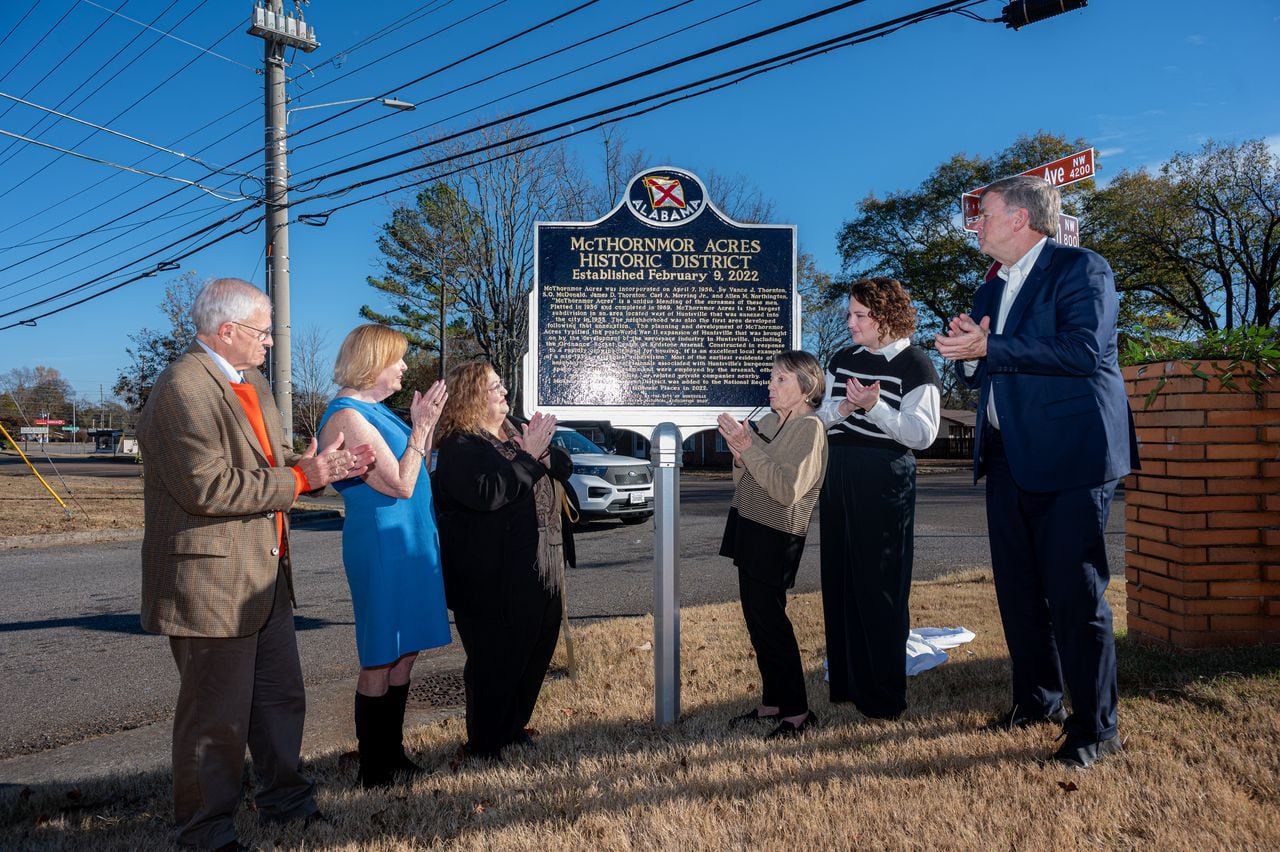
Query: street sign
xmin=962 ymin=147 xmax=1096 ymax=231
xmin=61 ymin=426 xmax=78 ymax=432
xmin=34 ymin=418 xmax=66 ymax=425
xmin=20 ymin=426 xmax=49 ymax=435
xmin=1058 ymin=213 xmax=1080 ymax=247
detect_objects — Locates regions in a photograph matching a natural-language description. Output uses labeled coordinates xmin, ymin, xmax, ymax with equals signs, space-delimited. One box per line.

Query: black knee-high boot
xmin=386 ymin=681 xmax=422 ymax=774
xmin=354 ymin=691 xmax=395 ymax=789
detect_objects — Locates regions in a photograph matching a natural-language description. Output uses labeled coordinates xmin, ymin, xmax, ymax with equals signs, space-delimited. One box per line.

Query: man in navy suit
xmin=935 ymin=175 xmax=1136 ymax=768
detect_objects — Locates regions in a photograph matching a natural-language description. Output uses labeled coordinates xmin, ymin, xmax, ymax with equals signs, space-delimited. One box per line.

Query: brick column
xmin=1123 ymin=361 xmax=1280 ymax=648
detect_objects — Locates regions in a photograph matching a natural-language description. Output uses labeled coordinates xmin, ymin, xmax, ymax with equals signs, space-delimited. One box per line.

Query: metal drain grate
xmin=408 ymin=671 xmax=466 ymax=708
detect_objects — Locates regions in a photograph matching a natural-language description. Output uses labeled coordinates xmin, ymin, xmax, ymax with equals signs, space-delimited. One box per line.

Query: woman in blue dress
xmin=317 ymin=324 xmax=451 ymax=788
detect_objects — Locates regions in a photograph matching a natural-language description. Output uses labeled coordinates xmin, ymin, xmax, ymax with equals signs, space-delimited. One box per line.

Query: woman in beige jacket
xmin=717 ymin=350 xmax=829 ymax=738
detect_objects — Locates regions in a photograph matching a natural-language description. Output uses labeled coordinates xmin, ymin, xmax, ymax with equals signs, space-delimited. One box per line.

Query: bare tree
xmin=1085 ymin=138 xmax=1280 ymax=331
xmin=292 ymin=324 xmax=334 ymax=440
xmin=364 ymin=119 xmax=591 ymax=413
xmin=797 ymin=251 xmax=846 ymax=366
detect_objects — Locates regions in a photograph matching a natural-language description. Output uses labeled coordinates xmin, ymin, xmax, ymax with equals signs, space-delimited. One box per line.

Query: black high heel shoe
xmin=727 ymin=707 xmax=778 ymax=728
xmin=765 ymin=711 xmax=818 ymax=739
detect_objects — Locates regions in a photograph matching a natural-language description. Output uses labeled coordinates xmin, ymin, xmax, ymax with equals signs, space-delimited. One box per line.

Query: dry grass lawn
xmin=4 ymin=571 xmax=1277 ymax=850
xmin=0 ymin=471 xmax=145 ymax=538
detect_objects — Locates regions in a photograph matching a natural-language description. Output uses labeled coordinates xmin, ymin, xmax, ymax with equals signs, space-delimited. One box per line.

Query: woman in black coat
xmin=432 ymin=360 xmax=572 ymax=759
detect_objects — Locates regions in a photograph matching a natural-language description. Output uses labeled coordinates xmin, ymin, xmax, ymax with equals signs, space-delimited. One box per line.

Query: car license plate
xmin=629 ymin=492 xmax=645 ymax=504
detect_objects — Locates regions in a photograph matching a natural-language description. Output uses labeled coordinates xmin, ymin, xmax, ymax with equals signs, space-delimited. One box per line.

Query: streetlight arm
xmin=286 ymin=97 xmax=415 ymax=121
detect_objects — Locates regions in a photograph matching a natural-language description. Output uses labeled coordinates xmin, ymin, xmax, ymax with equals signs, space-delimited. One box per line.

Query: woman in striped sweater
xmin=718 ymin=351 xmax=830 ymax=738
xmin=818 ymin=277 xmax=941 ymax=720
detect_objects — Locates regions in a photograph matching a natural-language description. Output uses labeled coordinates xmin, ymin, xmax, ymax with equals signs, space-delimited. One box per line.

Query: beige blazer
xmin=138 ymin=345 xmax=302 ymax=638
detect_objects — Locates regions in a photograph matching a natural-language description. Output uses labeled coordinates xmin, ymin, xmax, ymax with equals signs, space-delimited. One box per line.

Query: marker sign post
xmin=962 ymin=147 xmax=1095 ymax=245
xmin=529 ymin=167 xmax=798 ymax=725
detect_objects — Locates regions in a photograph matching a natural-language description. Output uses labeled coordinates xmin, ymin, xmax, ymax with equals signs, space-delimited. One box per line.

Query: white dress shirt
xmin=967 ymin=236 xmax=1047 ymax=430
xmin=195 ymin=339 xmax=245 ymax=384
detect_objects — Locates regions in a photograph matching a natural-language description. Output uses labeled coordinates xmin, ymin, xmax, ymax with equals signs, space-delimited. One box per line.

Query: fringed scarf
xmin=489 ymin=437 xmax=564 ymax=594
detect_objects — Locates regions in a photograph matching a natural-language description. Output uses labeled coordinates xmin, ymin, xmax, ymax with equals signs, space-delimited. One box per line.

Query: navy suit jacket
xmin=957 ymin=239 xmax=1138 ymax=492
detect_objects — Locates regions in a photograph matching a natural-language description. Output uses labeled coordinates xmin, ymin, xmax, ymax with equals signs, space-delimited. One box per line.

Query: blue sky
xmin=1 ymin=0 xmax=1277 ymax=403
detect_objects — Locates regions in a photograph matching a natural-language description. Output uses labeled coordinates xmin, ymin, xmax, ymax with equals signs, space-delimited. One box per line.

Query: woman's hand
xmin=515 ymin=410 xmax=558 ymax=460
xmin=716 ymin=411 xmax=754 ymax=462
xmin=409 ymin=380 xmax=448 ymax=432
xmin=841 ymin=376 xmax=881 ymax=414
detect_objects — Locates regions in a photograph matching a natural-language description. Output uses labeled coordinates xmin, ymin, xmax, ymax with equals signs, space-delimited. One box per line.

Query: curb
xmin=1 ymin=507 xmax=343 ymax=550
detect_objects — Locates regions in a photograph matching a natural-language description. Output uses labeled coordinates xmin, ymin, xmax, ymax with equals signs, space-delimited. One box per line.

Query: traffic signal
xmin=1001 ymin=0 xmax=1088 ymax=29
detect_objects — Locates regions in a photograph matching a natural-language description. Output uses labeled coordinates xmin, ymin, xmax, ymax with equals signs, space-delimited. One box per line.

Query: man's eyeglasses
xmin=232 ymin=321 xmax=274 ymax=342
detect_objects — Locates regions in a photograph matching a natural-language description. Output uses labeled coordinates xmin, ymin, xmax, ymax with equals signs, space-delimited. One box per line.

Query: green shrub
xmin=1122 ymin=325 xmax=1279 ymax=408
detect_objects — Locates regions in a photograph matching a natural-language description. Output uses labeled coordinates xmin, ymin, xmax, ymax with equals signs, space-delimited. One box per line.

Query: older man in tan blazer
xmin=138 ymin=278 xmax=374 ymax=851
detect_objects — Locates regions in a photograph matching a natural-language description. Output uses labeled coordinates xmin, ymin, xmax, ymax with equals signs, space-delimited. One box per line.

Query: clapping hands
xmin=513 ymin=410 xmax=558 ymax=460
xmin=409 ymin=380 xmax=448 ymax=431
xmin=717 ymin=411 xmax=754 ymax=464
xmin=934 ymin=313 xmax=991 ymax=360
xmin=844 ymin=376 xmax=881 ymax=412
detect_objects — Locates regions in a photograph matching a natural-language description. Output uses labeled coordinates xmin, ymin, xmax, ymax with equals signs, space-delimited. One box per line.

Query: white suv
xmin=551 ymin=427 xmax=654 ymax=524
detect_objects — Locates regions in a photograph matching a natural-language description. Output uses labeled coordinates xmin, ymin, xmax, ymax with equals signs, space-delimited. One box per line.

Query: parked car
xmin=551 ymin=427 xmax=653 ymax=524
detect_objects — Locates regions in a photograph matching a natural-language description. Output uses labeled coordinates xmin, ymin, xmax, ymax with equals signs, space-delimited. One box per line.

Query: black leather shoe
xmin=983 ymin=705 xmax=1069 ymax=731
xmin=728 ymin=707 xmax=778 ymax=728
xmin=765 ymin=711 xmax=818 ymax=739
xmin=1051 ymin=733 xmax=1123 ymax=769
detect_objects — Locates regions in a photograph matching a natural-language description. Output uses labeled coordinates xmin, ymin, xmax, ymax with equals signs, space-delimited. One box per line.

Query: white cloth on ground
xmin=822 ymin=626 xmax=977 ymax=681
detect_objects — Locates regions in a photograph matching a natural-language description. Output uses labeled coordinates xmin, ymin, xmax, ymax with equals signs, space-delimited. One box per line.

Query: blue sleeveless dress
xmin=317 ymin=397 xmax=451 ymax=667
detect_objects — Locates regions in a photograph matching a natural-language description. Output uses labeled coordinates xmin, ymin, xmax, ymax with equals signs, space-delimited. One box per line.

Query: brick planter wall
xmin=1123 ymin=361 xmax=1280 ymax=649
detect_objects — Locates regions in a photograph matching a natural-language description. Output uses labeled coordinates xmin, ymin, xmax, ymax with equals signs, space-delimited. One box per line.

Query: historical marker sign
xmin=527 ymin=167 xmax=797 ymax=435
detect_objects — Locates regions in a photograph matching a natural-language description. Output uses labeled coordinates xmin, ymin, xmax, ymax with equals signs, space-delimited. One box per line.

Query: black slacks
xmin=453 ymin=587 xmax=562 ymax=757
xmin=738 ymin=567 xmax=809 ymax=717
xmin=168 ymin=570 xmax=316 ymax=849
xmin=820 ymin=444 xmax=917 ymax=719
xmin=984 ymin=429 xmax=1120 ymax=740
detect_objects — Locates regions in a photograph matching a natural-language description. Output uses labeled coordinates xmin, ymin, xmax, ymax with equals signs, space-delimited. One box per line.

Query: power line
xmin=287 ymin=0 xmax=457 ymax=86
xmin=0 ymin=0 xmax=990 ymax=331
xmin=0 ymin=201 xmax=227 ymax=252
xmin=290 ymin=0 xmax=884 ymax=192
xmin=0 ymin=2 xmax=213 ymax=203
xmin=0 ymin=1 xmax=480 ymax=276
xmin=0 ymin=194 xmax=255 ymax=302
xmin=0 ymin=91 xmax=260 ymax=180
xmin=0 ymin=201 xmax=259 ymax=324
xmin=286 ymin=0 xmax=598 ymax=141
xmin=0 ymin=129 xmax=258 ymax=201
xmin=0 ymin=0 xmax=182 ymax=167
xmin=289 ymin=0 xmax=761 ymax=182
xmin=0 ymin=2 xmax=600 ymax=285
xmin=76 ymin=0 xmax=259 ymax=72
xmin=0 ymin=2 xmax=38 ymax=57
xmin=0 ymin=1 xmax=78 ymax=87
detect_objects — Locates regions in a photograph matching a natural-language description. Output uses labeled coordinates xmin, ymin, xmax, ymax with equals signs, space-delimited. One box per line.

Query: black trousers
xmin=820 ymin=444 xmax=917 ymax=719
xmin=738 ymin=567 xmax=809 ymax=717
xmin=985 ymin=429 xmax=1119 ymax=740
xmin=453 ymin=588 xmax=562 ymax=757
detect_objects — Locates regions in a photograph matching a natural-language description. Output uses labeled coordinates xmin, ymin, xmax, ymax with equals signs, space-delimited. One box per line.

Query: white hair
xmin=191 ymin=278 xmax=270 ymax=334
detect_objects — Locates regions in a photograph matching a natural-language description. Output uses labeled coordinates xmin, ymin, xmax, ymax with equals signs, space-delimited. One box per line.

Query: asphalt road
xmin=0 ymin=470 xmax=1125 ymax=760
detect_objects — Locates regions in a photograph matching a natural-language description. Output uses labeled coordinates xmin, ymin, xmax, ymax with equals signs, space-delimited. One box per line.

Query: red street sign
xmin=962 ymin=147 xmax=1095 ymax=231
xmin=34 ymin=418 xmax=66 ymax=425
